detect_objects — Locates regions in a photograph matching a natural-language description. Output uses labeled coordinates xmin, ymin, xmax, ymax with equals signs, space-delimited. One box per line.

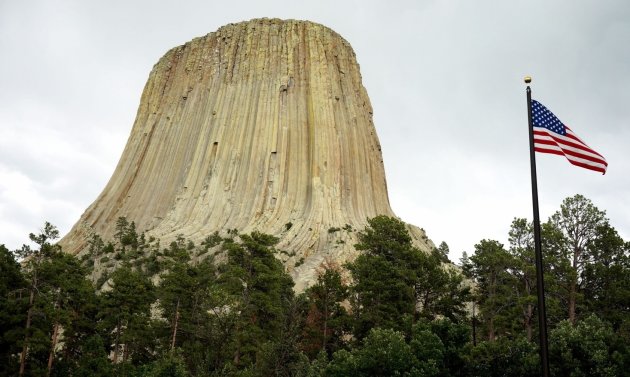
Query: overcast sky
xmin=1 ymin=0 xmax=629 ymax=262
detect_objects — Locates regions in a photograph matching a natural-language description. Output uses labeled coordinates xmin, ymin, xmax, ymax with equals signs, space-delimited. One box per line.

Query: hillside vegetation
xmin=2 ymin=194 xmax=629 ymax=376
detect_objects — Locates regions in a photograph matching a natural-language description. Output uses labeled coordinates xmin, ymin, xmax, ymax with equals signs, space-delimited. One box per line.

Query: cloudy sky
xmin=1 ymin=0 xmax=629 ymax=261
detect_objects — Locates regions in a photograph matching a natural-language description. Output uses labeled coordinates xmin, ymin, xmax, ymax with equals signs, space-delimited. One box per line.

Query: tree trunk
xmin=46 ymin=321 xmax=60 ymax=377
xmin=233 ymin=342 xmax=241 ymax=366
xmin=122 ymin=344 xmax=129 ymax=363
xmin=568 ymin=247 xmax=579 ymax=324
xmin=569 ymin=279 xmax=577 ymax=324
xmin=472 ymin=301 xmax=477 ymax=346
xmin=233 ymin=320 xmax=241 ymax=366
xmin=568 ymin=241 xmax=581 ymax=325
xmin=113 ymin=319 xmax=121 ymax=364
xmin=525 ymin=303 xmax=533 ymax=342
xmin=171 ymin=299 xmax=180 ymax=351
xmin=19 ymin=279 xmax=36 ymax=376
xmin=488 ymin=273 xmax=496 ymax=341
xmin=322 ymin=293 xmax=328 ymax=352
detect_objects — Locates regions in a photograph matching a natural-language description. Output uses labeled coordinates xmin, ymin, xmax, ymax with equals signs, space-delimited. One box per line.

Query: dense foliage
xmin=1 ymin=194 xmax=628 ymax=376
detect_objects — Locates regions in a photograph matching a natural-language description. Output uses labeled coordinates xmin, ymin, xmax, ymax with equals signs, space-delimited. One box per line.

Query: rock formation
xmin=60 ymin=18 xmax=432 ymax=290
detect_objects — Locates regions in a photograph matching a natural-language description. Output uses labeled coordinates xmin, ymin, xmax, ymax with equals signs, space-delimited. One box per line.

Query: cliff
xmin=59 ymin=18 xmax=432 ymax=290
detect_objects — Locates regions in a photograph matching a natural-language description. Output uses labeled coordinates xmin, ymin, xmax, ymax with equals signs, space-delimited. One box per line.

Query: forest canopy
xmin=1 ymin=194 xmax=628 ymax=376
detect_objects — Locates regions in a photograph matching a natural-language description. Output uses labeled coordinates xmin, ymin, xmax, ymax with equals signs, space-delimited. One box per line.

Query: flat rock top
xmin=60 ymin=18 xmax=433 ymax=290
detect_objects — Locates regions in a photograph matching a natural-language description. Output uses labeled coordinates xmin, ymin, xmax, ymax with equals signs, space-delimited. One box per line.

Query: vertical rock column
xmin=60 ymin=18 xmax=432 ymax=290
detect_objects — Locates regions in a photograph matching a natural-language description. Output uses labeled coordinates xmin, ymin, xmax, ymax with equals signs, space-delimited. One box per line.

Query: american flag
xmin=532 ymin=100 xmax=607 ymax=174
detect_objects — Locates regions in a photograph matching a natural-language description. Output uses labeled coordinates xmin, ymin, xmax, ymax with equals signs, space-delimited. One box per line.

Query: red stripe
xmin=534 ymin=146 xmax=565 ymax=156
xmin=533 ymin=129 xmax=599 ymax=156
xmin=534 ymin=138 xmax=608 ymax=165
xmin=564 ymin=129 xmax=606 ymax=159
xmin=534 ymin=148 xmax=608 ymax=174
xmin=565 ymin=133 xmax=604 ymax=158
xmin=535 ymin=147 xmax=607 ymax=174
xmin=566 ymin=159 xmax=607 ymax=174
xmin=533 ymin=129 xmax=606 ymax=162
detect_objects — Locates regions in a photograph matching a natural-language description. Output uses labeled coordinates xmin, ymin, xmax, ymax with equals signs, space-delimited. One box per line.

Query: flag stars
xmin=532 ymin=100 xmax=566 ymax=135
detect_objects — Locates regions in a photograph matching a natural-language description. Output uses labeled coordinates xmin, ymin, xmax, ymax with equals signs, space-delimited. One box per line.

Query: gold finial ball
xmin=524 ymin=76 xmax=532 ymax=84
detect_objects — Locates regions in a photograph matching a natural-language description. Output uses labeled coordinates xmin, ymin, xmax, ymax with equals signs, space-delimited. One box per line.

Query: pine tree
xmin=302 ymin=264 xmax=350 ymax=358
xmin=0 ymin=244 xmax=27 ymax=375
xmin=37 ymin=252 xmax=98 ymax=376
xmin=98 ymin=265 xmax=155 ymax=365
xmin=217 ymin=231 xmax=294 ymax=370
xmin=157 ymin=255 xmax=231 ymax=374
xmin=550 ymin=194 xmax=607 ymax=324
xmin=15 ymin=222 xmax=61 ymax=376
xmin=507 ymin=218 xmax=537 ymax=341
xmin=581 ymin=222 xmax=630 ymax=333
xmin=348 ymin=216 xmax=469 ymax=340
xmin=469 ymin=240 xmax=516 ymax=341
xmin=70 ymin=335 xmax=112 ymax=377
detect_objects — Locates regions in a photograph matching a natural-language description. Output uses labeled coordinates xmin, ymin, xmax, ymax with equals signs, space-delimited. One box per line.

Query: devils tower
xmin=60 ymin=18 xmax=432 ymax=290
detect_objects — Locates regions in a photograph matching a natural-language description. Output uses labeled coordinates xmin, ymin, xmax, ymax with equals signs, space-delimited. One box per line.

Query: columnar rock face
xmin=60 ymin=18 xmax=432 ymax=290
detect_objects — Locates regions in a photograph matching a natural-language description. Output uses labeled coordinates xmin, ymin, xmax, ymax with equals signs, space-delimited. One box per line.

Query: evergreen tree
xmin=550 ymin=194 xmax=607 ymax=324
xmin=15 ymin=222 xmax=61 ymax=376
xmin=347 ymin=216 xmax=418 ymax=338
xmin=582 ymin=222 xmax=630 ymax=334
xmin=348 ymin=216 xmax=469 ymax=340
xmin=507 ymin=218 xmax=537 ymax=341
xmin=469 ymin=240 xmax=516 ymax=341
xmin=463 ymin=337 xmax=539 ymax=377
xmin=458 ymin=251 xmax=473 ymax=279
xmin=70 ymin=335 xmax=112 ymax=377
xmin=37 ymin=252 xmax=98 ymax=376
xmin=419 ymin=318 xmax=470 ymax=377
xmin=141 ymin=351 xmax=190 ymax=377
xmin=327 ymin=327 xmax=445 ymax=377
xmin=436 ymin=241 xmax=451 ymax=263
xmin=0 ymin=223 xmax=100 ymax=376
xmin=503 ymin=218 xmax=568 ymax=339
xmin=256 ymin=294 xmax=311 ymax=377
xmin=0 ymin=244 xmax=27 ymax=376
xmin=302 ymin=264 xmax=350 ymax=358
xmin=549 ymin=314 xmax=628 ymax=376
xmin=98 ymin=265 xmax=155 ymax=365
xmin=114 ymin=217 xmax=139 ymax=252
xmin=217 ymin=231 xmax=295 ymax=370
xmin=414 ymin=249 xmax=470 ymax=322
xmin=157 ymin=255 xmax=231 ymax=374
xmin=538 ymin=219 xmax=571 ymax=326
xmin=3 ymin=196 xmax=627 ymax=376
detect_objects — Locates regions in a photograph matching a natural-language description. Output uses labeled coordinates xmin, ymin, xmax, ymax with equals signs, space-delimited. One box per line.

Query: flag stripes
xmin=531 ymin=100 xmax=607 ymax=174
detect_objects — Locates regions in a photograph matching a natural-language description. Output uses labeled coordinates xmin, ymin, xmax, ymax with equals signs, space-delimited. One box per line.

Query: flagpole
xmin=525 ymin=76 xmax=550 ymax=377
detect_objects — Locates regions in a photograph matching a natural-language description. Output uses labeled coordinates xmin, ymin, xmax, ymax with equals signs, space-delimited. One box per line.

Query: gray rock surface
xmin=59 ymin=18 xmax=433 ymax=290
